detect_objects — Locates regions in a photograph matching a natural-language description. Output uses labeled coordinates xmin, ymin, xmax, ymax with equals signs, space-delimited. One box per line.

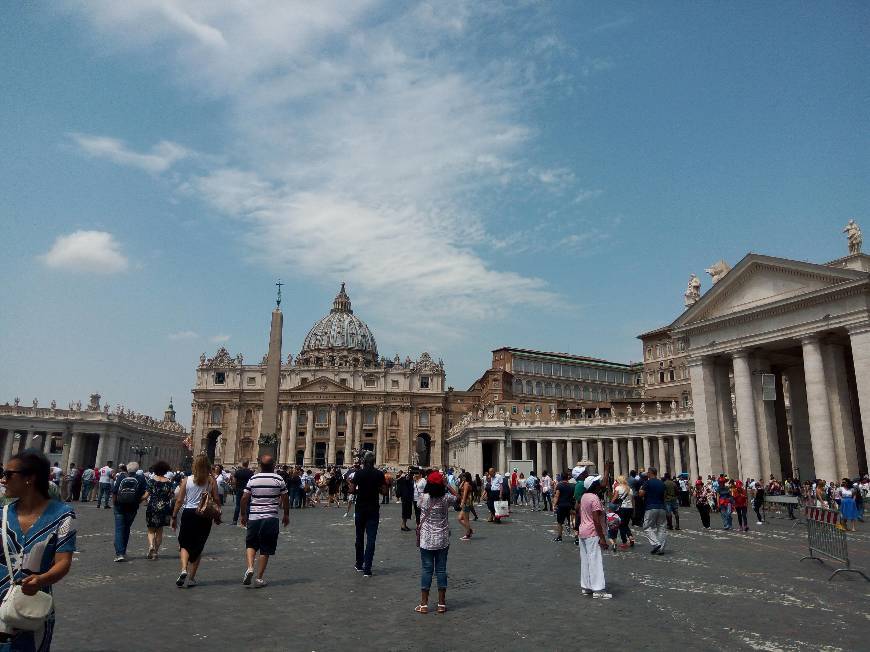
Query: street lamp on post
xmin=131 ymin=437 xmax=151 ymax=465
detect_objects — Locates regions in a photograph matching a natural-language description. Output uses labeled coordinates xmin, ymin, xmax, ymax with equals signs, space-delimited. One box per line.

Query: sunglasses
xmin=1 ymin=470 xmax=26 ymax=480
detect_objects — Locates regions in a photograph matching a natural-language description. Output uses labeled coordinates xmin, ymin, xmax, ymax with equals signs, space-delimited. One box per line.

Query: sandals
xmin=437 ymin=604 xmax=447 ymax=614
xmin=415 ymin=604 xmax=429 ymax=614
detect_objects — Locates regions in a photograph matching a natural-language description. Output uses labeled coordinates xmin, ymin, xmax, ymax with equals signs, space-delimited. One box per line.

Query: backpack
xmin=534 ymin=476 xmax=541 ymax=490
xmin=116 ymin=475 xmax=140 ymax=505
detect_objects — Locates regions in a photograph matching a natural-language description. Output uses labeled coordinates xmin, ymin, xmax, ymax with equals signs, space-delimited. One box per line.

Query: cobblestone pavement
xmin=59 ymin=500 xmax=869 ymax=651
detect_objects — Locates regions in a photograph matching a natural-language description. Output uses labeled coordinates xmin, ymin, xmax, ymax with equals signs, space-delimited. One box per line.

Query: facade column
xmin=773 ymin=370 xmax=793 ymax=479
xmin=822 ymin=342 xmax=859 ymax=478
xmin=566 ymin=440 xmax=575 ymax=467
xmin=536 ymin=439 xmax=543 ymax=474
xmin=611 ymin=438 xmax=620 ymax=476
xmin=657 ymin=436 xmax=667 ymax=474
xmin=752 ymin=355 xmax=781 ymax=482
xmin=328 ymin=404 xmax=338 ymax=465
xmin=288 ymin=407 xmax=299 ymax=466
xmin=642 ymin=437 xmax=651 ymax=471
xmin=2 ymin=431 xmax=14 ymax=464
xmin=375 ymin=408 xmax=385 ymax=466
xmin=521 ymin=440 xmax=529 ymax=460
xmin=354 ymin=407 xmax=363 ymax=451
xmin=732 ymin=350 xmax=762 ymax=481
xmin=581 ymin=439 xmax=589 ymax=462
xmin=95 ymin=433 xmax=115 ymax=466
xmin=688 ymin=436 xmax=699 ymax=480
xmin=801 ymin=335 xmax=838 ymax=482
xmin=304 ymin=407 xmax=314 ymax=466
xmin=344 ymin=406 xmax=354 ymax=467
xmin=714 ymin=362 xmax=739 ymax=477
xmin=627 ymin=438 xmax=636 ymax=473
xmin=41 ymin=433 xmax=52 ymax=455
xmin=688 ymin=357 xmax=724 ymax=479
xmin=673 ymin=436 xmax=683 ymax=474
xmin=596 ymin=439 xmax=604 ymax=473
xmin=279 ymin=407 xmax=290 ymax=464
xmin=786 ymin=366 xmax=815 ymax=480
xmin=848 ymin=324 xmax=870 ymax=474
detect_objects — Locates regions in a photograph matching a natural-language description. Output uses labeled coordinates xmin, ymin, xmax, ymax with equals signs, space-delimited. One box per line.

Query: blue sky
xmin=1 ymin=2 xmax=868 ymax=425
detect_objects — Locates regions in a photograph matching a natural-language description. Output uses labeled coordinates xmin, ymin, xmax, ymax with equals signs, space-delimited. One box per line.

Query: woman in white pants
xmin=576 ymin=475 xmax=612 ymax=599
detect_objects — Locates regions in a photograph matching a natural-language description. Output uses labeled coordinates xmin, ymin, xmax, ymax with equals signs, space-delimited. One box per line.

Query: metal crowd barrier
xmin=763 ymin=494 xmax=804 ymax=527
xmin=800 ymin=505 xmax=869 ymax=581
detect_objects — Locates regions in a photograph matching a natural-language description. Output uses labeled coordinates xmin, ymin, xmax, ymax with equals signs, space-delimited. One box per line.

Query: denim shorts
xmin=665 ymin=500 xmax=679 ymax=514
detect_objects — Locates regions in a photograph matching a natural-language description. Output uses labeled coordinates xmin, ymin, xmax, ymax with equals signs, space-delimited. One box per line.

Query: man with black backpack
xmin=112 ymin=461 xmax=148 ymax=562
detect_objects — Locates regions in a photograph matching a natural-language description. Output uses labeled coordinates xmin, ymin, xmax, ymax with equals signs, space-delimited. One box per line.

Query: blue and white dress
xmin=0 ymin=500 xmax=76 ymax=652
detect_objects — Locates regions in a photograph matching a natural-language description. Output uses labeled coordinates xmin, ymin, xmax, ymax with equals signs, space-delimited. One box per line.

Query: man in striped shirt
xmin=240 ymin=455 xmax=289 ymax=588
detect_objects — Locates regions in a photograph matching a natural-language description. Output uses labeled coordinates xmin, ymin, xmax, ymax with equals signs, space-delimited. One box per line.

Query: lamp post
xmin=131 ymin=438 xmax=151 ymax=465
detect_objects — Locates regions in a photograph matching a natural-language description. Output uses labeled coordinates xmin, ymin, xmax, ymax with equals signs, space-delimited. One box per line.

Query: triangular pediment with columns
xmin=672 ymin=254 xmax=868 ymax=329
xmin=294 ymin=376 xmax=354 ymax=393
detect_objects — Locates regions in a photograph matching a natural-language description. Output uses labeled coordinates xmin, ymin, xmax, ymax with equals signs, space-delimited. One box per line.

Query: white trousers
xmin=579 ymin=537 xmax=605 ymax=592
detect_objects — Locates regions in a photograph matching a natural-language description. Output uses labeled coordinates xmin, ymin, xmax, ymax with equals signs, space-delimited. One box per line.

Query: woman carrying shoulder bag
xmin=0 ymin=450 xmax=76 ymax=651
xmin=415 ymin=471 xmax=457 ymax=615
xmin=171 ymin=454 xmax=220 ymax=588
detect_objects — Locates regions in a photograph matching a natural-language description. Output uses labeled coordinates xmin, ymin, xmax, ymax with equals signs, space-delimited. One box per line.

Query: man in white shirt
xmin=240 ymin=455 xmax=289 ymax=588
xmin=96 ymin=461 xmax=114 ymax=509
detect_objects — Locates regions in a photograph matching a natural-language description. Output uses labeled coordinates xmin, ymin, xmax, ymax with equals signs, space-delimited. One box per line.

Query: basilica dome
xmin=299 ymin=283 xmax=378 ymax=365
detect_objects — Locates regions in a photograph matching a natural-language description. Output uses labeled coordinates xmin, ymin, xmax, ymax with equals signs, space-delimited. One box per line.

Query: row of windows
xmin=646 ymin=367 xmax=688 ymax=384
xmin=218 ymin=373 xmax=431 ymax=389
xmin=512 ymin=358 xmax=632 ymax=385
xmin=511 ymin=379 xmax=631 ymax=401
xmin=645 ymin=339 xmax=687 ymax=361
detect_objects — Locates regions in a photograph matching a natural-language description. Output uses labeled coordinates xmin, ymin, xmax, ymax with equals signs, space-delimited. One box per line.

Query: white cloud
xmin=209 ymin=334 xmax=230 ymax=344
xmin=64 ymin=2 xmax=586 ymax=330
xmin=70 ymin=133 xmax=190 ymax=173
xmin=168 ymin=330 xmax=199 ymax=341
xmin=39 ymin=230 xmax=129 ymax=273
xmin=574 ymin=189 xmax=604 ymax=203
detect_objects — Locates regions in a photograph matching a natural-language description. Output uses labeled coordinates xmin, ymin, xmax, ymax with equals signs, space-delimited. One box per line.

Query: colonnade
xmin=455 ymin=434 xmax=698 ymax=479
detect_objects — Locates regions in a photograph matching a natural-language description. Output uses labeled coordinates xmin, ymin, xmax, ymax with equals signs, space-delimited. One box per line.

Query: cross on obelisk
xmin=259 ymin=282 xmax=283 ymax=460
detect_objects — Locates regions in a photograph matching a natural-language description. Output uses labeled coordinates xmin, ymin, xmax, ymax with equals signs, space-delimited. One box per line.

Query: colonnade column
xmin=642 ymin=437 xmax=651 ymax=471
xmin=344 ymin=407 xmax=353 ymax=466
xmin=328 ymin=404 xmax=338 ymax=465
xmin=67 ymin=433 xmax=83 ymax=467
xmin=714 ymin=362 xmax=739 ymax=477
xmin=611 ymin=438 xmax=620 ymax=476
xmin=304 ymin=407 xmax=314 ymax=465
xmin=2 ymin=432 xmax=14 ymax=464
xmin=288 ymin=407 xmax=299 ymax=466
xmin=688 ymin=436 xmax=699 ymax=480
xmin=688 ymin=356 xmax=725 ymax=479
xmin=848 ymin=324 xmax=870 ymax=473
xmin=822 ymin=342 xmax=859 ymax=478
xmin=279 ymin=407 xmax=290 ymax=464
xmin=581 ymin=440 xmax=589 ymax=462
xmin=673 ymin=436 xmax=683 ymax=475
xmin=521 ymin=440 xmax=529 ymax=460
xmin=471 ymin=438 xmax=483 ymax=476
xmin=656 ymin=436 xmax=667 ymax=474
xmin=536 ymin=440 xmax=543 ymax=474
xmin=596 ymin=439 xmax=604 ymax=473
xmin=551 ymin=440 xmax=560 ymax=476
xmin=786 ymin=366 xmax=814 ymax=479
xmin=627 ymin=438 xmax=636 ymax=473
xmin=42 ymin=433 xmax=52 ymax=455
xmin=801 ymin=335 xmax=838 ymax=482
xmin=566 ymin=440 xmax=575 ymax=467
xmin=375 ymin=408 xmax=385 ymax=466
xmin=732 ymin=350 xmax=762 ymax=480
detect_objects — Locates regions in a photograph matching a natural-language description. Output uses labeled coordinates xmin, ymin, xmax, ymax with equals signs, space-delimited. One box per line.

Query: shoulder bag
xmin=196 ymin=478 xmax=222 ymax=524
xmin=0 ymin=504 xmax=53 ymax=632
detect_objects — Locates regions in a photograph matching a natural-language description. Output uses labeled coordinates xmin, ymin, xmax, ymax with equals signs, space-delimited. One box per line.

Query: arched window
xmin=390 ymin=411 xmax=399 ymax=427
xmin=555 ymin=384 xmax=562 ymax=398
xmin=210 ymin=406 xmax=222 ymax=424
xmin=544 ymin=382 xmax=553 ymax=397
xmin=535 ymin=381 xmax=543 ymax=396
xmin=584 ymin=386 xmax=592 ymax=400
xmin=573 ymin=385 xmax=580 ymax=399
xmin=513 ymin=378 xmax=523 ymax=395
xmin=525 ymin=380 xmax=533 ymax=395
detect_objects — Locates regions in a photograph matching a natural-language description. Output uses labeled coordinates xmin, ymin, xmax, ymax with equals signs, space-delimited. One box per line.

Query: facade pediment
xmin=674 ymin=254 xmax=867 ymax=328
xmin=294 ymin=376 xmax=354 ymax=393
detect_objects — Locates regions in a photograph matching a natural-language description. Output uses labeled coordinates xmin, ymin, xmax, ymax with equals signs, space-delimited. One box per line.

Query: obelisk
xmin=259 ymin=281 xmax=283 ymax=459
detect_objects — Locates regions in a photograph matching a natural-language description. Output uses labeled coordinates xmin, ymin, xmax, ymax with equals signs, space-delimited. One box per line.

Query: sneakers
xmin=243 ymin=568 xmax=254 ymax=586
xmin=650 ymin=545 xmax=661 ymax=555
xmin=363 ymin=571 xmax=373 ymax=577
xmin=756 ymin=521 xmax=763 ymax=525
xmin=354 ymin=564 xmax=363 ymax=572
xmin=186 ymin=578 xmax=197 ymax=587
xmin=460 ymin=534 xmax=471 ymax=541
xmin=114 ymin=555 xmax=126 ymax=562
xmin=581 ymin=589 xmax=593 ymax=596
xmin=592 ymin=591 xmax=613 ymax=600
xmin=176 ymin=570 xmax=187 ymax=587
xmin=254 ymin=578 xmax=267 ymax=588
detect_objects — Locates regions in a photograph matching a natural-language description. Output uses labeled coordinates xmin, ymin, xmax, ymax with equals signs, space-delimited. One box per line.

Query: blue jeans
xmin=354 ymin=508 xmax=380 ymax=573
xmin=113 ymin=507 xmax=138 ymax=555
xmin=232 ymin=492 xmax=249 ymax=523
xmin=97 ymin=483 xmax=112 ymax=507
xmin=720 ymin=505 xmax=732 ymax=529
xmin=420 ymin=546 xmax=449 ymax=590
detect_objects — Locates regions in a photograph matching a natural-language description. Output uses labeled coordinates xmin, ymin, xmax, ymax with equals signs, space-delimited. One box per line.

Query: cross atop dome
xmin=331 ymin=282 xmax=353 ymax=314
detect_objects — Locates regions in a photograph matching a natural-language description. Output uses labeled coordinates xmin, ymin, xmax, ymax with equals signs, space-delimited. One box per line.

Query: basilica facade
xmin=190 ymin=285 xmax=447 ymax=468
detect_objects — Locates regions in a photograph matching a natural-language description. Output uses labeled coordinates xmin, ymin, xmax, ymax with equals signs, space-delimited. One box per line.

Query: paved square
xmin=60 ymin=501 xmax=868 ymax=651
